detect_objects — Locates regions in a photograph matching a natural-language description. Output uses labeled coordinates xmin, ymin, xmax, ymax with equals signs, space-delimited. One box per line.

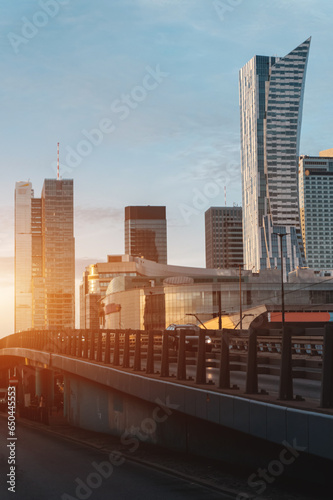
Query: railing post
xmin=133 ymin=331 xmax=141 ymax=371
xmin=122 ymin=330 xmax=130 ymax=368
xmin=72 ymin=332 xmax=77 ymax=356
xmin=279 ymin=326 xmax=293 ymax=400
xmin=177 ymin=329 xmax=187 ymax=381
xmin=195 ymin=329 xmax=206 ymax=384
xmin=113 ymin=331 xmax=120 ymax=365
xmin=146 ymin=331 xmax=155 ymax=374
xmin=68 ymin=334 xmax=72 ymax=355
xmin=219 ymin=329 xmax=230 ymax=389
xmin=96 ymin=331 xmax=102 ymax=362
xmin=77 ymin=331 xmax=83 ymax=358
xmin=160 ymin=330 xmax=169 ymax=377
xmin=89 ymin=331 xmax=95 ymax=360
xmin=104 ymin=331 xmax=110 ymax=364
xmin=320 ymin=323 xmax=333 ymax=408
xmin=60 ymin=333 xmax=64 ymax=353
xmin=245 ymin=326 xmax=258 ymax=394
xmin=83 ymin=331 xmax=88 ymax=358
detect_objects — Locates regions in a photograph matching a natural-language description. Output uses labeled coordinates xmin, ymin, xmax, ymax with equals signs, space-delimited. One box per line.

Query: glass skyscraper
xmin=239 ymin=38 xmax=311 ymax=277
xmin=15 ymin=179 xmax=75 ymax=331
xmin=125 ymin=206 xmax=167 ymax=264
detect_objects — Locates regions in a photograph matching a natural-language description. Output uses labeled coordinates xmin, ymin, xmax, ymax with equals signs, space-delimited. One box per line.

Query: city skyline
xmin=2 ymin=1 xmax=333 ymax=336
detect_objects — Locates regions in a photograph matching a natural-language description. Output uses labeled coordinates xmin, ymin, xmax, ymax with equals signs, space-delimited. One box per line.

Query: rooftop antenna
xmin=224 ymin=186 xmax=226 ymax=207
xmin=57 ymin=142 xmax=60 ymax=180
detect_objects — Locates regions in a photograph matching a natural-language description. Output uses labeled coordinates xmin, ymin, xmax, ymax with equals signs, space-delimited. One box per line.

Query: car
xmin=165 ymin=324 xmax=214 ymax=352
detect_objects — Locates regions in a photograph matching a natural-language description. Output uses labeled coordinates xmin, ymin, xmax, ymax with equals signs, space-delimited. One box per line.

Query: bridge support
xmin=320 ymin=323 xmax=333 ymax=408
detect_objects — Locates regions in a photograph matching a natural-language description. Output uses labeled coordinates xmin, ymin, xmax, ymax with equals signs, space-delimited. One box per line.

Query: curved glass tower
xmin=239 ymin=38 xmax=311 ymax=277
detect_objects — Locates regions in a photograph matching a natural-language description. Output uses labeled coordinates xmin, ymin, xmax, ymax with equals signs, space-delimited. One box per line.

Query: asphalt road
xmin=0 ymin=418 xmax=229 ymax=500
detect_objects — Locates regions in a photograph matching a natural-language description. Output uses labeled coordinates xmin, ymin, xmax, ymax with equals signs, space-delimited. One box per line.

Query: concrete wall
xmin=1 ymin=348 xmax=333 ymax=470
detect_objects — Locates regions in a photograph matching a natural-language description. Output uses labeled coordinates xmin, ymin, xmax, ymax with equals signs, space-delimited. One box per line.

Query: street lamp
xmin=239 ymin=265 xmax=243 ymax=330
xmin=274 ymin=232 xmax=293 ymax=400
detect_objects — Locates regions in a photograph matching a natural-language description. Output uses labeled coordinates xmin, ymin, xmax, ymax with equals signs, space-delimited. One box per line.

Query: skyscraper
xmin=239 ymin=38 xmax=311 ymax=276
xmin=205 ymin=207 xmax=243 ymax=269
xmin=299 ymin=150 xmax=333 ymax=269
xmin=15 ymin=179 xmax=75 ymax=331
xmin=125 ymin=206 xmax=167 ymax=264
xmin=15 ymin=182 xmax=33 ymax=332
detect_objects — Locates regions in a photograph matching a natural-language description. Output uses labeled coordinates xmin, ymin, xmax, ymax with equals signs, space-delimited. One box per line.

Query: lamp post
xmin=239 ymin=265 xmax=243 ymax=330
xmin=274 ymin=232 xmax=293 ymax=400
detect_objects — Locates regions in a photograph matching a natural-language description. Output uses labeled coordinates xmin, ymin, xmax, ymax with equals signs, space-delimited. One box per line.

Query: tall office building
xmin=15 ymin=179 xmax=75 ymax=331
xmin=125 ymin=206 xmax=167 ymax=264
xmin=15 ymin=182 xmax=33 ymax=331
xmin=299 ymin=150 xmax=333 ymax=269
xmin=239 ymin=38 xmax=311 ymax=276
xmin=205 ymin=207 xmax=243 ymax=269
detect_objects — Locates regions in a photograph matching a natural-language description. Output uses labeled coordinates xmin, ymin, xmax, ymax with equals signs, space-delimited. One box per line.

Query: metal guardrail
xmin=0 ymin=326 xmax=332 ymax=408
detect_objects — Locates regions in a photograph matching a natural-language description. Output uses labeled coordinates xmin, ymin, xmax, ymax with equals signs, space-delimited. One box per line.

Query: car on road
xmin=165 ymin=324 xmax=214 ymax=352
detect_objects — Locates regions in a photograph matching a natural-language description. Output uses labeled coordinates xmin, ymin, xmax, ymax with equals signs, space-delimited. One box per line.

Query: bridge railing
xmin=1 ymin=326 xmax=332 ymax=408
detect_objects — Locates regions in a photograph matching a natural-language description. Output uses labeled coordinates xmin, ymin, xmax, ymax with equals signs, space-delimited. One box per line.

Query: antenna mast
xmin=224 ymin=186 xmax=226 ymax=207
xmin=57 ymin=142 xmax=60 ymax=180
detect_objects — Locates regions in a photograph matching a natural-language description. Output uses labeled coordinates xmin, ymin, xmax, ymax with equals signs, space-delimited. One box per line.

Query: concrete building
xmin=239 ymin=38 xmax=311 ymax=276
xmin=15 ymin=179 xmax=75 ymax=331
xmin=299 ymin=150 xmax=333 ymax=270
xmin=100 ymin=257 xmax=333 ymax=331
xmin=79 ymin=255 xmax=138 ymax=329
xmin=125 ymin=206 xmax=167 ymax=264
xmin=205 ymin=206 xmax=243 ymax=269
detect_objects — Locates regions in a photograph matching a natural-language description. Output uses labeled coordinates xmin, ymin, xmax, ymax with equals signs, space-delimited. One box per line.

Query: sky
xmin=1 ymin=0 xmax=333 ymax=337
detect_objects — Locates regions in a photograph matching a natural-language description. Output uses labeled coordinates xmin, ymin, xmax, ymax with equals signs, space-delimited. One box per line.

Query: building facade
xmin=205 ymin=206 xmax=243 ymax=269
xmin=239 ymin=38 xmax=311 ymax=275
xmin=125 ymin=206 xmax=167 ymax=264
xmin=15 ymin=182 xmax=33 ymax=331
xmin=299 ymin=150 xmax=333 ymax=269
xmin=15 ymin=179 xmax=75 ymax=331
xmin=101 ymin=258 xmax=333 ymax=331
xmin=79 ymin=255 xmax=138 ymax=329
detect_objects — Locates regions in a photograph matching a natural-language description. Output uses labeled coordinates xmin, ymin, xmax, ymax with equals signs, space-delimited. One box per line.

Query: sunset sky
xmin=1 ymin=0 xmax=333 ymax=337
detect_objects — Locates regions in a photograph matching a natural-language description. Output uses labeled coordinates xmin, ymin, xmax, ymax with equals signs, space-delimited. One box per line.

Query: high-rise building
xmin=15 ymin=182 xmax=33 ymax=332
xmin=239 ymin=38 xmax=311 ymax=276
xmin=125 ymin=206 xmax=167 ymax=264
xmin=205 ymin=207 xmax=243 ymax=269
xmin=299 ymin=150 xmax=333 ymax=269
xmin=15 ymin=179 xmax=75 ymax=331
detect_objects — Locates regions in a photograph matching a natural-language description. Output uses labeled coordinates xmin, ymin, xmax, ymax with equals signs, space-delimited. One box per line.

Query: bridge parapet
xmin=1 ymin=325 xmax=332 ymax=408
